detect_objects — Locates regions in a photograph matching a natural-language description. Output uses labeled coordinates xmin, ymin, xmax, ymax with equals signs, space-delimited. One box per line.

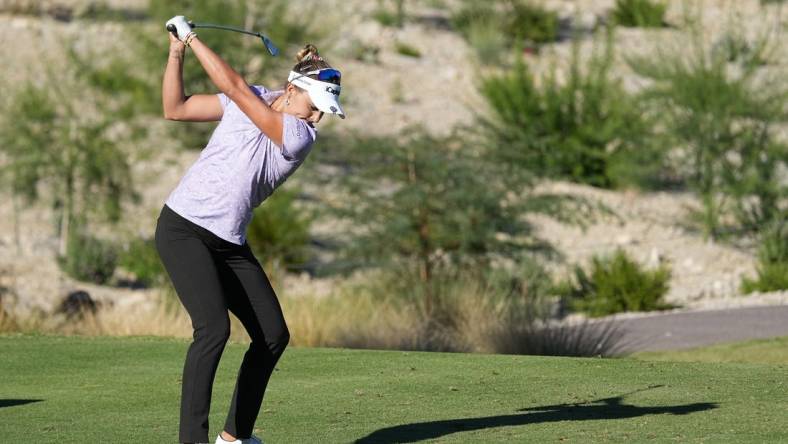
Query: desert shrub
xmin=450 ymin=1 xmax=498 ymax=35
xmin=612 ymin=0 xmax=667 ymax=28
xmin=627 ymin=17 xmax=787 ymax=238
xmin=118 ymin=237 xmax=167 ymax=287
xmin=479 ymin=27 xmax=659 ymax=188
xmin=556 ymin=248 xmax=673 ymax=317
xmin=57 ymin=229 xmax=119 ymax=285
xmin=246 ymin=187 xmax=313 ymax=272
xmin=741 ymin=262 xmax=788 ymax=294
xmin=394 ymin=41 xmax=421 ymax=58
xmin=462 ymin=18 xmax=510 ymax=65
xmin=741 ymin=218 xmax=788 ymax=293
xmin=507 ymin=1 xmax=559 ymax=45
xmin=0 ymin=76 xmax=139 ymax=258
xmin=711 ymin=31 xmax=770 ymax=66
xmin=451 ymin=0 xmax=558 ymax=62
xmin=372 ymin=0 xmax=407 ymax=28
xmin=341 ymin=39 xmax=381 ymax=64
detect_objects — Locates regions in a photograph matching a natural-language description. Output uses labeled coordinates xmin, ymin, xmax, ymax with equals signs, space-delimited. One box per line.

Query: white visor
xmin=288 ymin=71 xmax=345 ymax=119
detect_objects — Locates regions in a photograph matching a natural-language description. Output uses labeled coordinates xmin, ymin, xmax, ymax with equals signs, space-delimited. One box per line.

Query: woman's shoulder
xmin=251 ymin=84 xmax=285 ymax=104
xmin=249 ymin=84 xmax=268 ymax=95
xmin=217 ymin=84 xmax=271 ymax=105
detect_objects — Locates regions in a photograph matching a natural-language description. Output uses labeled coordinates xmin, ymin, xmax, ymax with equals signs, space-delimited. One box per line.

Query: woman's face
xmin=285 ymin=85 xmax=324 ymax=125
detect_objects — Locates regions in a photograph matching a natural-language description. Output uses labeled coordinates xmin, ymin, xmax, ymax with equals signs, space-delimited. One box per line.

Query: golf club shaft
xmin=166 ymin=21 xmax=279 ymax=56
xmin=190 ymin=22 xmax=261 ymax=38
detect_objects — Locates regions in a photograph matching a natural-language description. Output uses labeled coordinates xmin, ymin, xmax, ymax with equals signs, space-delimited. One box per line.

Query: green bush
xmin=394 ymin=41 xmax=421 ymax=58
xmin=479 ymin=27 xmax=658 ymax=188
xmin=612 ymin=0 xmax=667 ymax=28
xmin=741 ymin=219 xmax=788 ymax=293
xmin=557 ymin=248 xmax=673 ymax=317
xmin=450 ymin=1 xmax=498 ymax=38
xmin=246 ymin=187 xmax=312 ymax=272
xmin=372 ymin=0 xmax=406 ymax=28
xmin=627 ymin=18 xmax=787 ymax=238
xmin=451 ymin=0 xmax=558 ymax=61
xmin=56 ymin=229 xmax=119 ymax=285
xmin=711 ymin=32 xmax=769 ymax=66
xmin=741 ymin=263 xmax=788 ymax=294
xmin=342 ymin=39 xmax=381 ymax=64
xmin=462 ymin=18 xmax=510 ymax=65
xmin=118 ymin=237 xmax=167 ymax=287
xmin=508 ymin=1 xmax=559 ymax=45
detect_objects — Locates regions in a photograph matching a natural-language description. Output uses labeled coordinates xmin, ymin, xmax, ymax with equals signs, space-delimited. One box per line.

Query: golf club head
xmin=261 ymin=36 xmax=280 ymax=56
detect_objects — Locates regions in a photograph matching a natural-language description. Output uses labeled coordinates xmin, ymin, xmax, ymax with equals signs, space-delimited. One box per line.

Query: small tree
xmin=324 ymin=126 xmax=564 ymax=319
xmin=627 ymin=15 xmax=787 ymax=238
xmin=0 ymin=62 xmax=139 ymax=258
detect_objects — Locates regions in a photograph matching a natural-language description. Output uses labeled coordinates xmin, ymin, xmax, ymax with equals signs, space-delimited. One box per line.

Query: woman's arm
xmin=162 ymin=34 xmax=223 ymax=122
xmin=187 ymin=35 xmax=284 ymax=146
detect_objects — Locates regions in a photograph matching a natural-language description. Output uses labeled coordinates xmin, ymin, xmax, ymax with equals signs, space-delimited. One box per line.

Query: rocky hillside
xmin=1 ymin=0 xmax=787 ymax=321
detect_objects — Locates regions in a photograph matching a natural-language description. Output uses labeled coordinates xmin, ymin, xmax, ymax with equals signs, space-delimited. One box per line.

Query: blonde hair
xmin=290 ymin=44 xmax=340 ymax=85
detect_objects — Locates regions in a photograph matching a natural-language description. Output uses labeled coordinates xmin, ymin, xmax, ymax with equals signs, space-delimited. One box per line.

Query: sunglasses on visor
xmin=301 ymin=68 xmax=341 ymax=83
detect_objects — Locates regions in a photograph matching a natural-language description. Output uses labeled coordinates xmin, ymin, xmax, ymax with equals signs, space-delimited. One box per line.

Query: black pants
xmin=155 ymin=204 xmax=290 ymax=443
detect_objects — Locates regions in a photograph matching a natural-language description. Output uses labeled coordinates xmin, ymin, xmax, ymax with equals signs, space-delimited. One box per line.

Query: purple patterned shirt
xmin=165 ymin=85 xmax=317 ymax=245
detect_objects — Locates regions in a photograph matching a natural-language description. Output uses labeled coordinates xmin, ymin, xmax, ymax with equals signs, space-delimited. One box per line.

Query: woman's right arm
xmin=162 ymin=33 xmax=223 ymax=122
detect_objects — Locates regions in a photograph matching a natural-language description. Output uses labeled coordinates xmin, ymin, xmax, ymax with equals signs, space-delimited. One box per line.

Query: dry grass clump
xmin=282 ymin=270 xmax=625 ymax=357
xmin=1 ymin=271 xmax=624 ymax=357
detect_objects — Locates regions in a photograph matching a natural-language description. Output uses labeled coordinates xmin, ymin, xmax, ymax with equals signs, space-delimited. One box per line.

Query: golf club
xmin=167 ymin=21 xmax=280 ymax=56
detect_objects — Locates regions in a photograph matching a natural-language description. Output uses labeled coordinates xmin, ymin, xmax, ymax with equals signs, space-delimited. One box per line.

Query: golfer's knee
xmin=267 ymin=328 xmax=290 ymax=356
xmin=196 ymin=319 xmax=231 ymax=345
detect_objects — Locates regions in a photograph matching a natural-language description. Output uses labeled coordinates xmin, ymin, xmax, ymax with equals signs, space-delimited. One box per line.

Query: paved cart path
xmin=610 ymin=305 xmax=788 ymax=353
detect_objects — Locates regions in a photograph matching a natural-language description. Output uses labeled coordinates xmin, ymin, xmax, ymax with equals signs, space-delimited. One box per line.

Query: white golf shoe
xmin=215 ymin=433 xmax=264 ymax=444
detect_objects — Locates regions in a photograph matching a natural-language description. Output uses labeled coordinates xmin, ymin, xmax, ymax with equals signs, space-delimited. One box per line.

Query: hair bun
xmin=295 ymin=44 xmax=321 ymax=63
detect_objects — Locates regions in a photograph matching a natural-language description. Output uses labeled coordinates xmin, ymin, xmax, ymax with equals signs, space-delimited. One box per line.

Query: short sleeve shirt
xmin=165 ymin=85 xmax=317 ymax=245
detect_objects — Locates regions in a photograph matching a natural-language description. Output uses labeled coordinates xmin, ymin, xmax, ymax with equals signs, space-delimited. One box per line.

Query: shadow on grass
xmin=355 ymin=386 xmax=717 ymax=443
xmin=0 ymin=399 xmax=44 ymax=409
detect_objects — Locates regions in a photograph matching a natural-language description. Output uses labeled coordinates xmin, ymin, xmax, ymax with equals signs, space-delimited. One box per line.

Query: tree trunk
xmin=59 ymin=175 xmax=74 ymax=257
xmin=12 ymin=193 xmax=21 ymax=255
xmin=419 ymin=218 xmax=432 ymax=317
xmin=407 ymin=148 xmax=433 ymax=317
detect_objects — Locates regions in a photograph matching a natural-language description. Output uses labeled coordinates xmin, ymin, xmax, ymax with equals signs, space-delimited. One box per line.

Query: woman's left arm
xmin=188 ymin=36 xmax=284 ymax=146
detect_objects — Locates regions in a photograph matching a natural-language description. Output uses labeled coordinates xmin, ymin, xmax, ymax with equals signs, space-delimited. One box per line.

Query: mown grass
xmin=1 ymin=334 xmax=787 ymax=443
xmin=635 ymin=336 xmax=788 ymax=365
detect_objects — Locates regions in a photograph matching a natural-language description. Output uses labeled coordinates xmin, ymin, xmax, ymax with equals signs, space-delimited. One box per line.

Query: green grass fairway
xmin=1 ymin=334 xmax=787 ymax=443
xmin=635 ymin=336 xmax=788 ymax=365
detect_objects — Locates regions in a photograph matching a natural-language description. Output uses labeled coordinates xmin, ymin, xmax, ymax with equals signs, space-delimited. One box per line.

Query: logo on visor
xmin=325 ymin=86 xmax=340 ymax=96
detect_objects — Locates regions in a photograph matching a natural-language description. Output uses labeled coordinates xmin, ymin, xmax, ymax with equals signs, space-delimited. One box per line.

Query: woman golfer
xmin=155 ymin=15 xmax=344 ymax=444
